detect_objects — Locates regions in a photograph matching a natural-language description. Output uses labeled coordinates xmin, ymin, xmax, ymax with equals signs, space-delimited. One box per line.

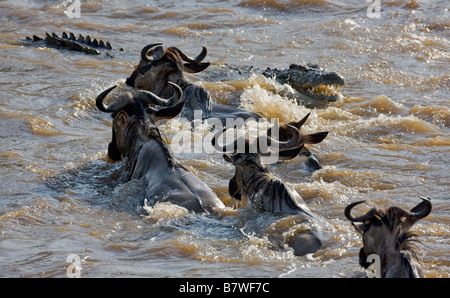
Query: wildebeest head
xmin=125 ymin=43 xmax=210 ymax=96
xmin=270 ymin=112 xmax=328 ymax=147
xmin=271 ymin=113 xmax=328 ymax=170
xmin=96 ymin=82 xmax=184 ymax=162
xmin=212 ymin=124 xmax=304 ymax=201
xmin=345 ymin=197 xmax=432 ymax=277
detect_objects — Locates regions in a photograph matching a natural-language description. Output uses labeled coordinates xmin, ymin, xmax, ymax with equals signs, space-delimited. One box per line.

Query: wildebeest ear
xmin=277 ymin=144 xmax=304 ymax=161
xmin=223 ymin=154 xmax=235 ymax=164
xmin=183 ymin=62 xmax=210 ymax=73
xmin=115 ymin=111 xmax=128 ymax=128
xmin=302 ymin=131 xmax=329 ymax=144
xmin=148 ymin=99 xmax=186 ymax=123
xmin=400 ymin=197 xmax=432 ymax=232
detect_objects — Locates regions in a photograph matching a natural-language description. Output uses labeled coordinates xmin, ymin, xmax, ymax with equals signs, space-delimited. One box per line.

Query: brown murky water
xmin=0 ymin=0 xmax=448 ymax=277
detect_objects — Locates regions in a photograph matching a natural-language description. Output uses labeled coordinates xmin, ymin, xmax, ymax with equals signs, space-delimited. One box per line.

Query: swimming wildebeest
xmin=96 ymin=82 xmax=225 ymax=213
xmin=212 ymin=124 xmax=324 ymax=256
xmin=124 ymin=43 xmax=261 ymax=123
xmin=345 ymin=197 xmax=432 ymax=278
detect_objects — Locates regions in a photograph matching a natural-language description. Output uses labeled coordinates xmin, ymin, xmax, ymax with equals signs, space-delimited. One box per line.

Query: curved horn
xmin=96 ymin=85 xmax=118 ymax=113
xmin=141 ymin=43 xmax=164 ymax=62
xmin=406 ymin=197 xmax=432 ymax=219
xmin=194 ymin=46 xmax=208 ymax=62
xmin=211 ymin=126 xmax=245 ymax=153
xmin=171 ymin=46 xmax=207 ymax=63
xmin=277 ymin=144 xmax=305 ymax=161
xmin=137 ymin=82 xmax=182 ymax=107
xmin=344 ymin=201 xmax=376 ymax=222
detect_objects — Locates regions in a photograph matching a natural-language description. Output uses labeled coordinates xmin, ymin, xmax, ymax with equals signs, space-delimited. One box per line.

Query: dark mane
xmin=380 ymin=207 xmax=422 ymax=256
xmin=144 ymin=121 xmax=178 ymax=167
xmin=161 ymin=47 xmax=185 ymax=69
xmin=115 ymin=99 xmax=178 ymax=181
xmin=239 ymin=155 xmax=308 ymax=214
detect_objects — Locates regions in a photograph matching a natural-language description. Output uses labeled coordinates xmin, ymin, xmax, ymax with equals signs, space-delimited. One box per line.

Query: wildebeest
xmin=212 ymin=125 xmax=324 ymax=256
xmin=124 ymin=43 xmax=261 ymax=123
xmin=345 ymin=197 xmax=432 ymax=278
xmin=96 ymin=82 xmax=225 ymax=213
xmin=269 ymin=112 xmax=328 ymax=170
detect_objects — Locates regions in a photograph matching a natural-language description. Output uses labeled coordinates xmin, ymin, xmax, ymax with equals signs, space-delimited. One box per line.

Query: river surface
xmin=0 ymin=0 xmax=448 ymax=278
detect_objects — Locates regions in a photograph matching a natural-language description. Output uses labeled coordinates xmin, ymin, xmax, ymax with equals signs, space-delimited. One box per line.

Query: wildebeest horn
xmin=258 ymin=124 xmax=301 ymax=153
xmin=270 ymin=124 xmax=300 ymax=151
xmin=406 ymin=197 xmax=432 ymax=219
xmin=344 ymin=201 xmax=377 ymax=222
xmin=141 ymin=43 xmax=164 ymax=62
xmin=171 ymin=46 xmax=208 ymax=63
xmin=211 ymin=126 xmax=246 ymax=153
xmin=277 ymin=144 xmax=305 ymax=161
xmin=96 ymin=85 xmax=118 ymax=113
xmin=296 ymin=112 xmax=311 ymax=129
xmin=96 ymin=82 xmax=182 ymax=113
xmin=268 ymin=112 xmax=311 ymax=139
xmin=136 ymin=82 xmax=183 ymax=107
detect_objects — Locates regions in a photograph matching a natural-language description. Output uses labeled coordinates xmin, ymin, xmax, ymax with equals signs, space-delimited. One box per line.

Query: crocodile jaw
xmin=288 ymin=64 xmax=345 ymax=102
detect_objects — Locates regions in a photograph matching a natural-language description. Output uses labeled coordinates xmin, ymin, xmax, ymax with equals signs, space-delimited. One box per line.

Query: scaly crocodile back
xmin=26 ymin=32 xmax=121 ymax=55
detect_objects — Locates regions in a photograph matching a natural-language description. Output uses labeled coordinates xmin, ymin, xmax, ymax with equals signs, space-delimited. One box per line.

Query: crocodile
xmin=263 ymin=63 xmax=345 ymax=102
xmin=216 ymin=63 xmax=345 ymax=102
xmin=25 ymin=32 xmax=124 ymax=57
xmin=25 ymin=33 xmax=345 ymax=101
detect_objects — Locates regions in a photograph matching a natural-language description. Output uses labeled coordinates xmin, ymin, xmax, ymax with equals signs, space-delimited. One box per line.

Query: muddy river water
xmin=0 ymin=0 xmax=448 ymax=277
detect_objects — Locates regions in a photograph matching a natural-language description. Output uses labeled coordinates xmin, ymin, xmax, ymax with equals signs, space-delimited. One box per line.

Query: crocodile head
xmin=265 ymin=63 xmax=345 ymax=102
xmin=25 ymin=32 xmax=122 ymax=56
